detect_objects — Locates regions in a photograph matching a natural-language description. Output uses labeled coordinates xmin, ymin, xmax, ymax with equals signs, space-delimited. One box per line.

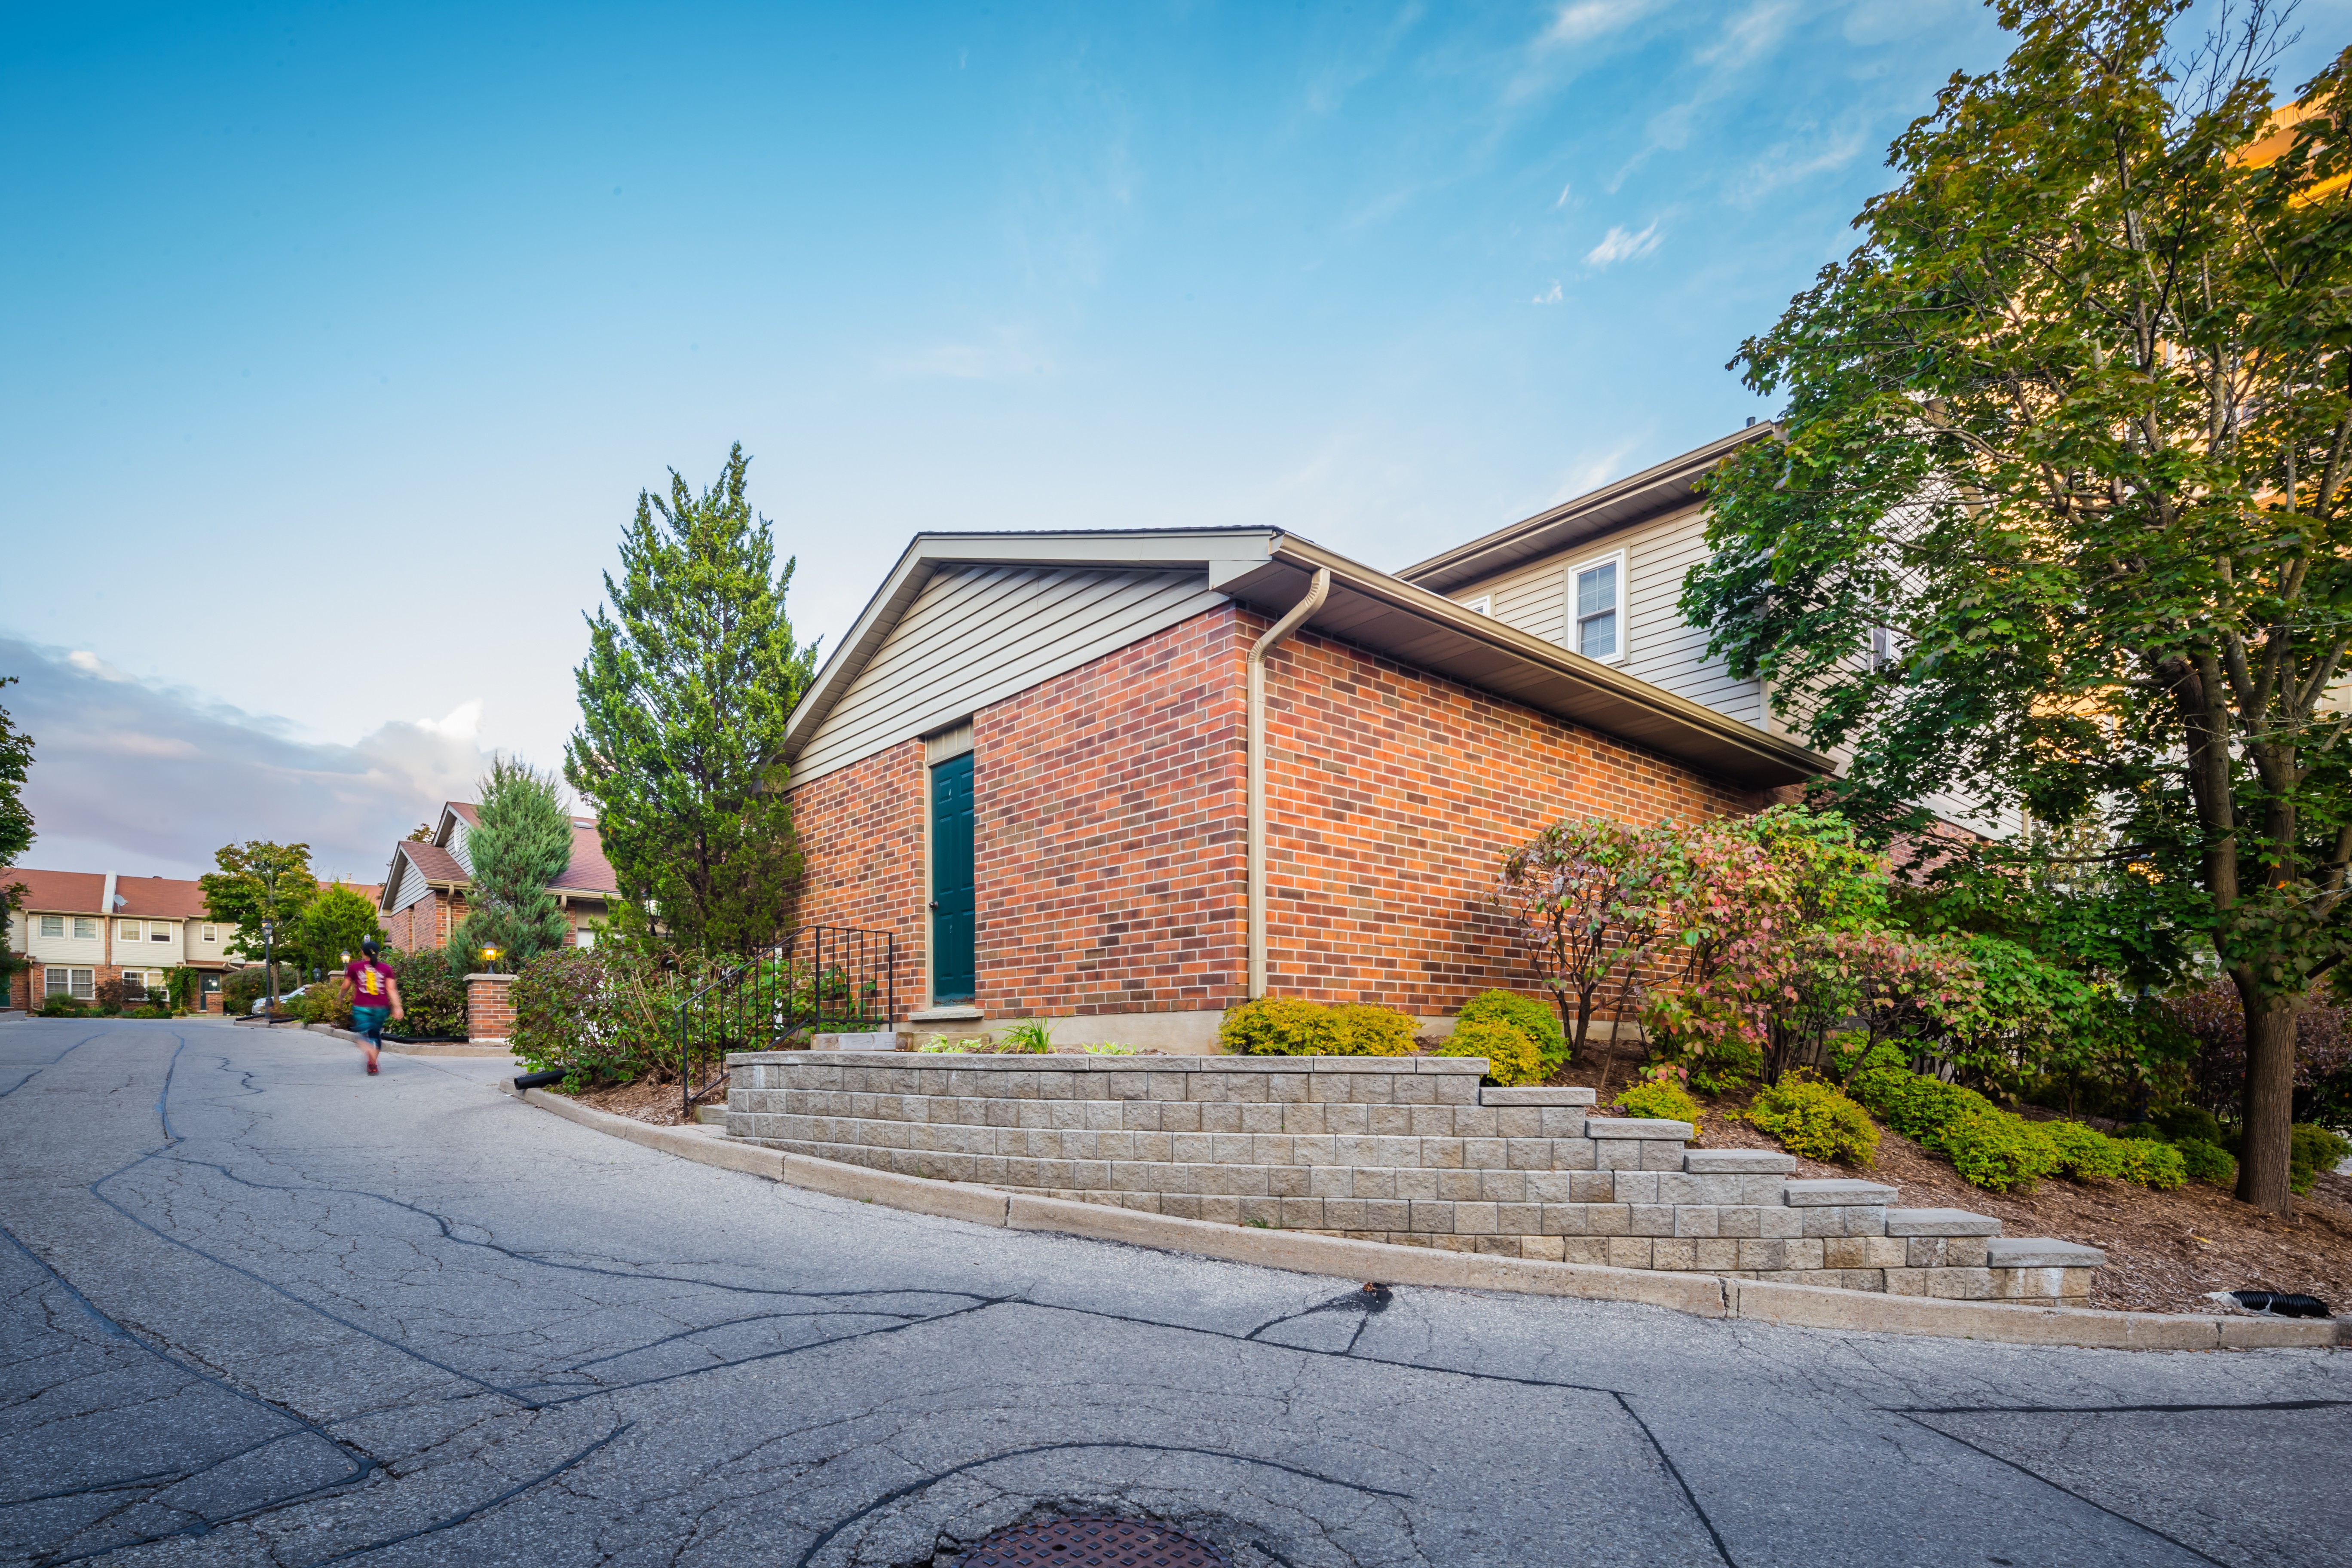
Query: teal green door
xmin=930 ymin=752 xmax=976 ymax=1003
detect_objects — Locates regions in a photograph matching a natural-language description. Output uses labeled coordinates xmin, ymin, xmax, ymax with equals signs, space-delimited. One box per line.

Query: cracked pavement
xmin=2 ymin=1020 xmax=2345 ymax=1567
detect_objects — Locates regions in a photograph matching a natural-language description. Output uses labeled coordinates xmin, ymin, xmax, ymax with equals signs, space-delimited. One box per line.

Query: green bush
xmin=998 ymin=1019 xmax=1054 ymax=1054
xmin=1437 ymin=1017 xmax=1547 ymax=1086
xmin=35 ymin=993 xmax=87 ymax=1017
xmin=1457 ymin=991 xmax=1567 ymax=1068
xmin=1220 ymin=997 xmax=1342 ymax=1055
xmin=2175 ymin=1136 xmax=2237 ymax=1187
xmin=300 ymin=978 xmax=356 ymax=1029
xmin=1940 ymin=1106 xmax=2062 ymax=1192
xmin=2154 ymin=1104 xmax=2225 ymax=1145
xmin=1687 ymin=1037 xmax=1764 ymax=1096
xmin=1331 ymin=1003 xmax=1418 ymax=1057
xmin=1614 ymin=1077 xmax=1702 ymax=1130
xmin=1746 ymin=1072 xmax=1878 ymax=1167
xmin=2041 ymin=1118 xmax=2124 ymax=1179
xmin=386 ymin=948 xmax=469 ymax=1038
xmin=511 ymin=948 xmax=672 ymax=1083
xmin=2292 ymin=1122 xmax=2352 ymax=1195
xmin=2110 ymin=1137 xmax=2187 ymax=1189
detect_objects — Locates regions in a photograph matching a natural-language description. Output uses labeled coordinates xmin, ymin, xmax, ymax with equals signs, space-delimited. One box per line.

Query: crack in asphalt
xmin=299 ymin=1421 xmax=634 ymax=1568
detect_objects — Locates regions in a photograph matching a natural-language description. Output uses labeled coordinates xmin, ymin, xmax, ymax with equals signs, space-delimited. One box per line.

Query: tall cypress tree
xmin=451 ymin=757 xmax=573 ymax=969
xmin=567 ymin=444 xmax=818 ymax=960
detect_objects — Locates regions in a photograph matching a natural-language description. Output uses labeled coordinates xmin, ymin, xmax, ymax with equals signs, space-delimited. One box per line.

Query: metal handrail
xmin=677 ymin=925 xmax=897 ymax=1120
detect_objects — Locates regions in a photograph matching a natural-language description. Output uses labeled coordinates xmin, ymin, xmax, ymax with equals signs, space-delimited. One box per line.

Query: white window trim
xmin=1461 ymin=594 xmax=1491 ymax=616
xmin=202 ymin=924 xmax=218 ymax=943
xmin=1566 ymin=548 xmax=1629 ymax=666
xmin=39 ymin=914 xmax=64 ymax=938
xmin=73 ymin=916 xmax=98 ymax=940
xmin=118 ymin=919 xmax=141 ymax=942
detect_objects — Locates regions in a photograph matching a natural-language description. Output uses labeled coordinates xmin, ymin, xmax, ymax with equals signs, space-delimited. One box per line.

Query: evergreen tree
xmin=450 ymin=757 xmax=574 ymax=970
xmin=298 ymin=882 xmax=386 ymax=975
xmin=0 ymin=677 xmax=33 ymax=998
xmin=567 ymin=444 xmax=818 ymax=960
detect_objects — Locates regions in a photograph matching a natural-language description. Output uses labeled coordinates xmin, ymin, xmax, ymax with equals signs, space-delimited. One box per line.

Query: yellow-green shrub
xmin=1457 ymin=990 xmax=1568 ymax=1069
xmin=2174 ymin=1137 xmax=2236 ymax=1187
xmin=1614 ymin=1078 xmax=1702 ymax=1130
xmin=1745 ymin=1071 xmax=1877 ymax=1167
xmin=1219 ymin=997 xmax=1342 ymax=1055
xmin=1331 ymin=1003 xmax=1418 ymax=1057
xmin=1438 ymin=1017 xmax=1546 ymax=1085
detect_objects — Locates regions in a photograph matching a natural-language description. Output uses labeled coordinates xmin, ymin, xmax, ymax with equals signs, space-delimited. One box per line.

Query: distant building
xmin=377 ymin=801 xmax=619 ymax=953
xmin=3 ymin=869 xmax=248 ymax=1011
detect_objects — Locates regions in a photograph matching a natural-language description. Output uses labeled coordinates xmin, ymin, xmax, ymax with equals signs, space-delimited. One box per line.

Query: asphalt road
xmin=1 ymin=1017 xmax=2345 ymax=1568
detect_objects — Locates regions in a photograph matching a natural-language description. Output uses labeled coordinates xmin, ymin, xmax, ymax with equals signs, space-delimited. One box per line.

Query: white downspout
xmin=1246 ymin=567 xmax=1329 ymax=1000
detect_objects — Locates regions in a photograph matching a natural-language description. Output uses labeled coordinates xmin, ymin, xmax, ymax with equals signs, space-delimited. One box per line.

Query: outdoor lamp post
xmin=261 ymin=920 xmax=276 ymax=1020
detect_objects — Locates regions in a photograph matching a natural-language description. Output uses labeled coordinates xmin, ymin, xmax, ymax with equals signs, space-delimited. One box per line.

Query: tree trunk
xmin=2235 ymin=986 xmax=2301 ymax=1216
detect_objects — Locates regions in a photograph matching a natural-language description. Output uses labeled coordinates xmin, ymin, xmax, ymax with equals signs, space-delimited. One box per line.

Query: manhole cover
xmin=957 ymin=1516 xmax=1226 ymax=1567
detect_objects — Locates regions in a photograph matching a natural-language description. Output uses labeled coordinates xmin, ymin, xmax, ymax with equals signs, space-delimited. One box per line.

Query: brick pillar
xmin=466 ymin=973 xmax=516 ymax=1044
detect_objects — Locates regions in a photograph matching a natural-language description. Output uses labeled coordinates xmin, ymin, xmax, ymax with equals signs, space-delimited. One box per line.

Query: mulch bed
xmin=568 ymin=1075 xmax=705 ymax=1126
xmin=1550 ymin=1039 xmax=2352 ymax=1315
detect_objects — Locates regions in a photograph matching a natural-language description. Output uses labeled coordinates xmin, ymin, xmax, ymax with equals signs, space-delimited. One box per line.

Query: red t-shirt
xmin=345 ymin=959 xmax=396 ymax=1008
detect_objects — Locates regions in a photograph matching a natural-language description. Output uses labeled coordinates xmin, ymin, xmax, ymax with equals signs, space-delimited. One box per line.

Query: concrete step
xmin=1683 ymin=1149 xmax=1796 ymax=1174
xmin=1586 ymin=1117 xmax=1694 ymax=1140
xmin=1987 ymin=1236 xmax=2107 ymax=1269
xmin=695 ymin=1105 xmax=729 ymax=1125
xmin=1782 ymin=1179 xmax=1899 ymax=1208
xmin=1885 ymin=1207 xmax=2003 ymax=1237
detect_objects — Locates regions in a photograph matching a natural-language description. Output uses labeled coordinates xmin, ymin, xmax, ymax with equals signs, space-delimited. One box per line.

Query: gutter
xmin=1247 ymin=567 xmax=1329 ymax=999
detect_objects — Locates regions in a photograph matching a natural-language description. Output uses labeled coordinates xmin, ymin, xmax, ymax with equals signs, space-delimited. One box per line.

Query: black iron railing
xmin=677 ymin=925 xmax=897 ymax=1119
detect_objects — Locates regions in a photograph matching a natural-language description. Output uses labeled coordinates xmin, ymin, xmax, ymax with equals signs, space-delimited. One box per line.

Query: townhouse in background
xmin=4 ymin=870 xmax=246 ymax=1011
xmin=376 ymin=800 xmax=619 ymax=951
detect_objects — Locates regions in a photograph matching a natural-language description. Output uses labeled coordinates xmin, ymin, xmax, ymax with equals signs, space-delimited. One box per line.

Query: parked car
xmin=251 ymin=985 xmax=308 ymax=1016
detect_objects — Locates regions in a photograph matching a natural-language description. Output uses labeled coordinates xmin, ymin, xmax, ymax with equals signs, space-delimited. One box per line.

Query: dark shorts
xmin=353 ymin=1007 xmax=390 ymax=1038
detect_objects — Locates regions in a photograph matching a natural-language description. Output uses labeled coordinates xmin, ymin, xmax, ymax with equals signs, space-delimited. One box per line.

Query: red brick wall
xmin=782 ymin=601 xmax=1766 ymax=1022
xmin=976 ymin=608 xmax=1249 ymax=1017
xmin=784 ymin=740 xmax=927 ymax=1004
xmin=466 ymin=974 xmax=515 ymax=1041
xmin=1259 ymin=619 xmax=1764 ymax=1013
xmin=382 ymin=890 xmax=468 ymax=953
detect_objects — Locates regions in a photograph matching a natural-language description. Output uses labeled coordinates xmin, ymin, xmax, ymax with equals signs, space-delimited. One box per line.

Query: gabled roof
xmin=1396 ymin=425 xmax=1775 ymax=596
xmin=2 ymin=869 xmax=106 ymax=915
xmin=785 ymin=525 xmax=1830 ymax=789
xmin=380 ymin=807 xmax=620 ymax=912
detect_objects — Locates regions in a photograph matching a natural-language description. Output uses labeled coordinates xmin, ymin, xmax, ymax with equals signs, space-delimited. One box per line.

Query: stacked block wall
xmin=727 ymin=1053 xmax=2090 ymax=1305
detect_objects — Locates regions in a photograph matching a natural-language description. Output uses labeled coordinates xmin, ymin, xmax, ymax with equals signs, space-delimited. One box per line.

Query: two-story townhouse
xmin=376 ymin=802 xmax=619 ymax=952
xmin=3 ymin=868 xmax=245 ymax=1011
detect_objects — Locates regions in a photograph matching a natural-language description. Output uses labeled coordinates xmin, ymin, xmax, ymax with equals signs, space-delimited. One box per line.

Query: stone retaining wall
xmin=726 ymin=1052 xmax=2102 ymax=1305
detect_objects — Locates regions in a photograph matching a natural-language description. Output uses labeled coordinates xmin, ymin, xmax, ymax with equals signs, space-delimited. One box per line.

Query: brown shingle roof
xmin=2 ymin=869 xmax=106 ymax=915
xmin=396 ymin=842 xmax=469 ymax=883
xmin=113 ymin=876 xmax=212 ymax=919
xmin=552 ymin=821 xmax=618 ymax=897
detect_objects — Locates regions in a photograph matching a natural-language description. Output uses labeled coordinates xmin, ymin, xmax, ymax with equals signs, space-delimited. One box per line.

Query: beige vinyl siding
xmin=389 ymin=859 xmax=435 ymax=914
xmin=793 ymin=565 xmax=1224 ymax=784
xmin=1453 ymin=504 xmax=1765 ymax=728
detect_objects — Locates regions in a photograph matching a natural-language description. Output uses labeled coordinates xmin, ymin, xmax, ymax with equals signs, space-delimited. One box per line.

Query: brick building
xmin=377 ymin=800 xmax=619 ymax=952
xmin=781 ymin=429 xmax=1832 ymax=1052
xmin=4 ymin=868 xmax=245 ymax=1011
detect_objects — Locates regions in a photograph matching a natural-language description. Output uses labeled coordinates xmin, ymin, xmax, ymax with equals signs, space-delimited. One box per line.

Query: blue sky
xmin=4 ymin=0 xmax=2346 ymax=879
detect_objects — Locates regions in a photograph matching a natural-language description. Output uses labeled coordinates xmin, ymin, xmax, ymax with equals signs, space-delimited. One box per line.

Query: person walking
xmin=345 ymin=938 xmax=403 ymax=1075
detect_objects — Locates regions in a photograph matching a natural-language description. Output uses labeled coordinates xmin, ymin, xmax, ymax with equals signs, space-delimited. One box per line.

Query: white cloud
xmin=1585 ymin=222 xmax=1661 ymax=266
xmin=1696 ymin=1 xmax=1796 ymax=68
xmin=1532 ymin=282 xmax=1563 ymax=305
xmin=1554 ymin=182 xmax=1574 ymax=208
xmin=1547 ymin=437 xmax=1647 ymax=506
xmin=67 ymin=650 xmax=131 ymax=681
xmin=1541 ymin=0 xmax=1659 ymax=47
xmin=1737 ymin=122 xmax=1871 ymax=202
xmin=0 ymin=636 xmax=500 ymax=881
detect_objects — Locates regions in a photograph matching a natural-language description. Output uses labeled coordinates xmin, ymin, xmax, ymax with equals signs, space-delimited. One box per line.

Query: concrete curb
xmin=301 ymin=1021 xmax=517 ymax=1058
xmin=514 ymin=1088 xmax=2346 ymax=1351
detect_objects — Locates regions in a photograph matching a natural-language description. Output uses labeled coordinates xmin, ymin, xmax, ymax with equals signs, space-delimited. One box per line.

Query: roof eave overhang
xmin=1223 ymin=536 xmax=1830 ymax=789
xmin=1396 ymin=424 xmax=1778 ymax=596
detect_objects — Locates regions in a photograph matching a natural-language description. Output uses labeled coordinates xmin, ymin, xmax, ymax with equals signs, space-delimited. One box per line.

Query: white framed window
xmin=122 ymin=971 xmax=148 ymax=999
xmin=46 ymin=968 xmax=94 ymax=999
xmin=118 ymin=919 xmax=141 ymax=942
xmin=73 ymin=916 xmax=98 ymax=940
xmin=1569 ymin=551 xmax=1626 ymax=663
xmin=1461 ymin=595 xmax=1491 ymax=616
xmin=202 ymin=924 xmax=218 ymax=943
xmin=39 ymin=914 xmax=63 ymax=938
xmin=150 ymin=923 xmax=172 ymax=942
